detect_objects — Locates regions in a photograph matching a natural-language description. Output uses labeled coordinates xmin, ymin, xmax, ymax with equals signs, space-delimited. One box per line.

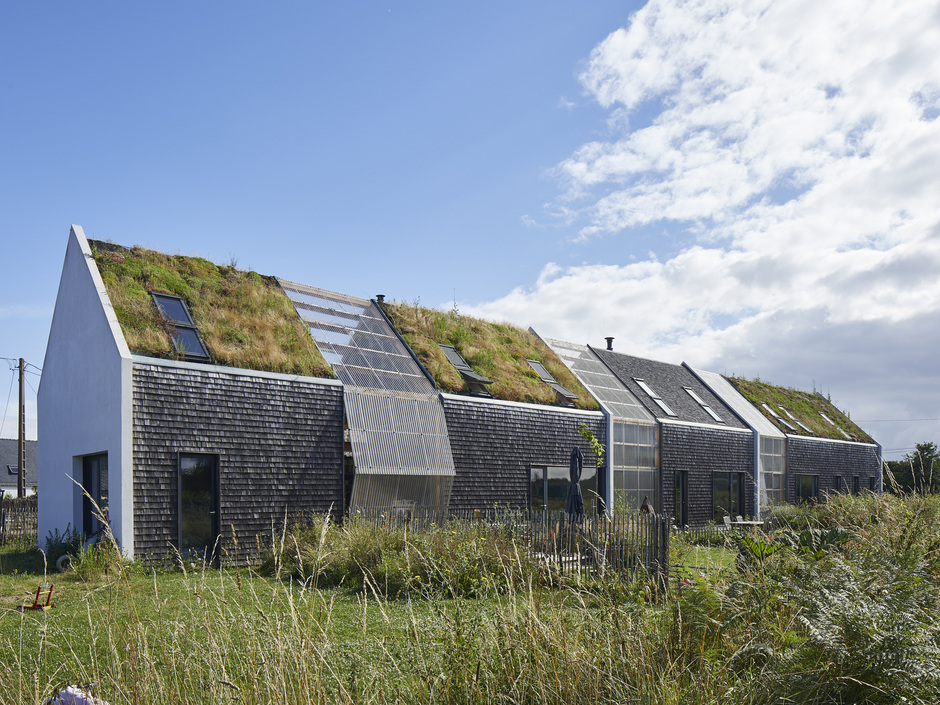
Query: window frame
xmin=150 ymin=292 xmax=211 ymax=363
xmin=797 ymin=474 xmax=819 ymax=503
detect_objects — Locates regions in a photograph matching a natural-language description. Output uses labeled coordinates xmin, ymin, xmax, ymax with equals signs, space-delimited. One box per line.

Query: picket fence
xmin=350 ymin=508 xmax=671 ymax=582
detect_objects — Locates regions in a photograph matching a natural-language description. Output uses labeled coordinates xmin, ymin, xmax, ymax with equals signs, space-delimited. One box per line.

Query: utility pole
xmin=17 ymin=358 xmax=25 ymax=498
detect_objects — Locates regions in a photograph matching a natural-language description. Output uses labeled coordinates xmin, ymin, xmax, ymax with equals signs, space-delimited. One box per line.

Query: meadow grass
xmin=2 ymin=493 xmax=939 ymax=704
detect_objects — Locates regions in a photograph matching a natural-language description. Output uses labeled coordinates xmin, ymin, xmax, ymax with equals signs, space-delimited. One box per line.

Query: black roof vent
xmin=605 ymin=336 xmax=614 ymax=350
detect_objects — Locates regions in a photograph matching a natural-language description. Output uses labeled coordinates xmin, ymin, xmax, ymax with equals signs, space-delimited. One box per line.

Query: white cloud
xmin=469 ymin=0 xmax=940 ymax=457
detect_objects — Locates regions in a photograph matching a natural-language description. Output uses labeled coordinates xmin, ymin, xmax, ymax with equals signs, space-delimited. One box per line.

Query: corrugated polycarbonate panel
xmin=279 ymin=280 xmax=455 ymax=510
xmin=544 ymin=337 xmax=654 ymax=423
xmin=345 ymin=390 xmax=455 ymax=474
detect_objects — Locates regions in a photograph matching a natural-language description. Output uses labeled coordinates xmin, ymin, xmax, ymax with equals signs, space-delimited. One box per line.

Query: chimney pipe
xmin=376 ymin=294 xmax=385 ymax=304
xmin=605 ymin=336 xmax=614 ymax=351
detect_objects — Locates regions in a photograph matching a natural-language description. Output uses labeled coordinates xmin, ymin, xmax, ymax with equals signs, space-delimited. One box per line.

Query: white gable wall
xmin=37 ymin=226 xmax=135 ymax=557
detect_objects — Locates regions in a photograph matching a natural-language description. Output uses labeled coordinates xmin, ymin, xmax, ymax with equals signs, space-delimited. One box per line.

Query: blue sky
xmin=2 ymin=1 xmax=938 ymax=460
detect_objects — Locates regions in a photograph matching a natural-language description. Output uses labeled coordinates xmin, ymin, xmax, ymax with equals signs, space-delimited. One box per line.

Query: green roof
xmin=90 ymin=241 xmax=333 ymax=378
xmin=727 ymin=377 xmax=873 ymax=443
xmin=382 ymin=301 xmax=600 ymax=411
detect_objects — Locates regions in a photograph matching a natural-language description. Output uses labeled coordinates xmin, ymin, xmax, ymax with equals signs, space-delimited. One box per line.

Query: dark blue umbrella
xmin=566 ymin=446 xmax=584 ymax=518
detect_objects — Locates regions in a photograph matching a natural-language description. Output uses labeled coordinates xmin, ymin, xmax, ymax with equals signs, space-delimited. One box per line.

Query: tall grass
xmin=2 ymin=494 xmax=939 ymax=704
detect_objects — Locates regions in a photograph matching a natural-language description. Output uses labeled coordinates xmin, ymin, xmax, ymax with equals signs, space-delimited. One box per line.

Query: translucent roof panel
xmin=280 ymin=280 xmax=436 ymax=396
xmin=279 ymin=280 xmax=455 ymax=506
xmin=691 ymin=368 xmax=784 ymax=438
xmin=544 ymin=337 xmax=654 ymax=423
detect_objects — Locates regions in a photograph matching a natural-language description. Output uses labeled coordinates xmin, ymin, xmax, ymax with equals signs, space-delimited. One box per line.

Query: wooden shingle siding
xmin=442 ymin=397 xmax=605 ymax=510
xmin=132 ymin=363 xmax=344 ymax=563
xmin=660 ymin=424 xmax=754 ymax=525
xmin=786 ymin=437 xmax=881 ymax=502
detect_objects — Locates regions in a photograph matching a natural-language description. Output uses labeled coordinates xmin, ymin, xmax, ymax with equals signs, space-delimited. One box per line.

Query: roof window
xmin=150 ymin=292 xmax=211 ymax=362
xmin=634 ymin=378 xmax=677 ymax=417
xmin=761 ymin=402 xmax=797 ymax=431
xmin=526 ymin=359 xmax=577 ymax=405
xmin=780 ymin=406 xmax=813 ymax=433
xmin=439 ymin=344 xmax=493 ymax=397
xmin=683 ymin=387 xmax=724 ymax=423
xmin=819 ymin=412 xmax=853 ymax=439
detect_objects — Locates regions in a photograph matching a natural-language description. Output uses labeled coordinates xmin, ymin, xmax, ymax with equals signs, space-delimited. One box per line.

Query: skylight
xmin=683 ymin=387 xmax=724 ymax=423
xmin=149 ymin=292 xmax=211 ymax=362
xmin=634 ymin=378 xmax=677 ymax=417
xmin=526 ymin=359 xmax=577 ymax=403
xmin=761 ymin=402 xmax=797 ymax=431
xmin=819 ymin=412 xmax=853 ymax=439
xmin=439 ymin=344 xmax=492 ymax=397
xmin=780 ymin=406 xmax=813 ymax=433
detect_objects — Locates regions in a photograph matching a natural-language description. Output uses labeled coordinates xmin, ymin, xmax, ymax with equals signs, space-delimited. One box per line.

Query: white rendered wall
xmin=37 ymin=226 xmax=134 ymax=557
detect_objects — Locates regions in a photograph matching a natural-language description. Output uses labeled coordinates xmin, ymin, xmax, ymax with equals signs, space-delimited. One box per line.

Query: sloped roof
xmin=690 ymin=367 xmax=784 ymax=438
xmin=0 ymin=438 xmax=38 ymax=485
xmin=89 ymin=241 xmax=333 ymax=378
xmin=543 ymin=337 xmax=655 ymax=424
xmin=726 ymin=376 xmax=874 ymax=443
xmin=380 ymin=301 xmax=600 ymax=411
xmin=593 ymin=349 xmax=748 ymax=429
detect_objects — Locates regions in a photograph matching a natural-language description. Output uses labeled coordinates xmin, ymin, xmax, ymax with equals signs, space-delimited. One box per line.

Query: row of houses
xmin=37 ymin=226 xmax=881 ymax=561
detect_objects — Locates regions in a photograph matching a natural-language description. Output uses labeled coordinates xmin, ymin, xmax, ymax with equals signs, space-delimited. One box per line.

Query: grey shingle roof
xmin=592 ymin=349 xmax=748 ymax=429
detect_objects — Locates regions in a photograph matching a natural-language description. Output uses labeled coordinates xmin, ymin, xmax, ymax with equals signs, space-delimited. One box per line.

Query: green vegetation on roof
xmin=90 ymin=241 xmax=333 ymax=378
xmin=727 ymin=377 xmax=873 ymax=443
xmin=383 ymin=301 xmax=599 ymax=411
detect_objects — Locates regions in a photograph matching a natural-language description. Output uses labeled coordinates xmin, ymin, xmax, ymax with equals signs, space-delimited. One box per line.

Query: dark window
xmin=834 ymin=475 xmax=843 ymax=492
xmin=869 ymin=476 xmax=877 ymax=492
xmin=179 ymin=453 xmax=220 ymax=562
xmin=81 ymin=453 xmax=109 ymax=539
xmin=713 ymin=471 xmax=744 ymax=522
xmin=797 ymin=474 xmax=818 ymax=503
xmin=852 ymin=476 xmax=860 ymax=495
xmin=150 ymin=292 xmax=211 ymax=362
xmin=530 ymin=463 xmax=598 ymax=514
xmin=6 ymin=465 xmax=17 ymax=475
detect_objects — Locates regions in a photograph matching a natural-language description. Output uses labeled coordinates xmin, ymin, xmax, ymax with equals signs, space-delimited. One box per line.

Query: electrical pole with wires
xmin=18 ymin=357 xmax=26 ymax=498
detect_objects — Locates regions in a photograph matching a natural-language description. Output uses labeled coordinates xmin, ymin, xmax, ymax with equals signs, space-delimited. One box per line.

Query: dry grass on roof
xmin=383 ymin=301 xmax=599 ymax=411
xmin=90 ymin=241 xmax=333 ymax=378
xmin=728 ymin=376 xmax=873 ymax=443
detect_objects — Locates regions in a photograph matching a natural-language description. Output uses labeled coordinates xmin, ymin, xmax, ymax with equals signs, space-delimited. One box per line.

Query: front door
xmin=178 ymin=453 xmax=219 ymax=562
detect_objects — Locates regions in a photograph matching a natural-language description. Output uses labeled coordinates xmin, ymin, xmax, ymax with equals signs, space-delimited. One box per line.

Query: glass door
xmin=179 ymin=454 xmax=219 ymax=562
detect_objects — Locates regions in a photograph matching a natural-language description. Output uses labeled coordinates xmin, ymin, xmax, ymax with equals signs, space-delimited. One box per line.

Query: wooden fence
xmin=1 ymin=495 xmax=38 ymax=543
xmin=350 ymin=508 xmax=671 ymax=582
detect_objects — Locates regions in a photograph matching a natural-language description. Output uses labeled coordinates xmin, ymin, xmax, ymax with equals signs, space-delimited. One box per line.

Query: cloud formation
xmin=468 ymin=0 xmax=940 ymax=457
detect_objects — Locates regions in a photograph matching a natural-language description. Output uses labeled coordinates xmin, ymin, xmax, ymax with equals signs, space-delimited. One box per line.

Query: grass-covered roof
xmin=382 ymin=301 xmax=600 ymax=411
xmin=727 ymin=377 xmax=873 ymax=443
xmin=90 ymin=240 xmax=333 ymax=378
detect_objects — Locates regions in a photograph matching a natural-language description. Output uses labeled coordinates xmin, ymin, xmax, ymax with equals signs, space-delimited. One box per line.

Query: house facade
xmin=38 ymin=226 xmax=881 ymax=561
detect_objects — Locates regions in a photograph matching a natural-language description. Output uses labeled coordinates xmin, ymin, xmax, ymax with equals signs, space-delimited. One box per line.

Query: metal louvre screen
xmin=279 ymin=280 xmax=455 ymax=511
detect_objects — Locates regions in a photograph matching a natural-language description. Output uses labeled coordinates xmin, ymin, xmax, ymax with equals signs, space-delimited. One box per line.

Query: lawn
xmin=3 ymin=492 xmax=939 ymax=705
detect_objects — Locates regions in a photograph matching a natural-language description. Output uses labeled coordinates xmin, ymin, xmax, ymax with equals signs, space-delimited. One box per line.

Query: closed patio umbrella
xmin=566 ymin=446 xmax=584 ymax=519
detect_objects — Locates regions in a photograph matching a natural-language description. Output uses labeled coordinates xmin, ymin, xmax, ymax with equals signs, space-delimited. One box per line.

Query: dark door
xmin=179 ymin=454 xmax=219 ymax=562
xmin=82 ymin=453 xmax=109 ymax=539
